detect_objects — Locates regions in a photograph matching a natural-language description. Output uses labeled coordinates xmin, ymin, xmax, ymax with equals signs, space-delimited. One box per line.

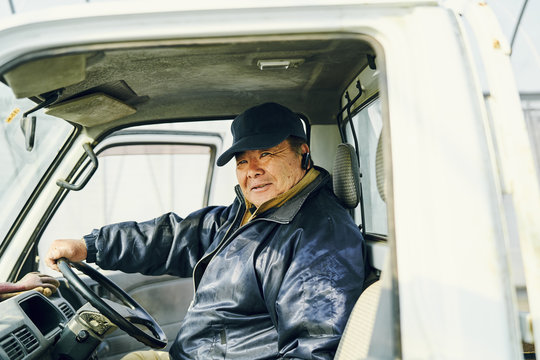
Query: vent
xmin=0 ymin=326 xmax=39 ymax=360
xmin=13 ymin=327 xmax=38 ymax=354
xmin=0 ymin=334 xmax=24 ymax=360
xmin=58 ymin=302 xmax=75 ymax=320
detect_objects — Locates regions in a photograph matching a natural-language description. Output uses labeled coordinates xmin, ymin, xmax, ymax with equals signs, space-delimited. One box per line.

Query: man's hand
xmin=0 ymin=272 xmax=60 ymax=301
xmin=45 ymin=239 xmax=88 ymax=272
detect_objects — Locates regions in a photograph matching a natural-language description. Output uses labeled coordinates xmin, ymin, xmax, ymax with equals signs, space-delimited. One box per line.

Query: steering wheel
xmin=57 ymin=258 xmax=167 ymax=349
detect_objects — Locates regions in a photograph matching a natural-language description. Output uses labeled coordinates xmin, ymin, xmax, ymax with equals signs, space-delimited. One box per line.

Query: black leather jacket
xmin=84 ymin=168 xmax=365 ymax=359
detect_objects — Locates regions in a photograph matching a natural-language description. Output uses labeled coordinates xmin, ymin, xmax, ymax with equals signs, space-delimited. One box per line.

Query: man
xmin=46 ymin=102 xmax=365 ymax=360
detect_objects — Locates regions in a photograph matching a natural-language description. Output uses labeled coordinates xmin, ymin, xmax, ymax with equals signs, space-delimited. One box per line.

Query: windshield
xmin=0 ymin=83 xmax=74 ymax=245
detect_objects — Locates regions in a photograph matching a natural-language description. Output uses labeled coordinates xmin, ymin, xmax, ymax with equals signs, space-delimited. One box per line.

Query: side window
xmin=348 ymin=98 xmax=387 ymax=236
xmin=0 ymin=84 xmax=74 ymax=244
xmin=37 ymin=124 xmax=228 ymax=273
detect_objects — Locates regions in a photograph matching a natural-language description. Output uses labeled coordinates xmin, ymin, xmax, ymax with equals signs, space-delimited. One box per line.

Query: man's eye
xmin=260 ymin=152 xmax=271 ymax=158
xmin=237 ymin=160 xmax=247 ymax=166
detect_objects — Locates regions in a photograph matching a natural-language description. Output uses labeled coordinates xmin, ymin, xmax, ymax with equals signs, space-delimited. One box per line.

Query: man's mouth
xmin=251 ymin=183 xmax=271 ymax=192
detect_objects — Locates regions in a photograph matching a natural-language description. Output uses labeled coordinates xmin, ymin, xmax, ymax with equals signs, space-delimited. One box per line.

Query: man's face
xmin=235 ymin=140 xmax=308 ymax=208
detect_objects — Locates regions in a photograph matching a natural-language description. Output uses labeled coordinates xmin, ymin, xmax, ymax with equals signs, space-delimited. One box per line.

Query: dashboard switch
xmin=76 ymin=330 xmax=89 ymax=343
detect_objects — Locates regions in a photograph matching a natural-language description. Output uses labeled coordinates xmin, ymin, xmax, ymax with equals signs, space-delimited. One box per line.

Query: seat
xmin=332 ymin=138 xmax=392 ymax=360
xmin=335 ymin=280 xmax=382 ymax=359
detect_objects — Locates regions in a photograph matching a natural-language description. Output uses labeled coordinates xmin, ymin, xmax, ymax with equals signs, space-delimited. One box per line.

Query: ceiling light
xmin=257 ymin=59 xmax=304 ymax=70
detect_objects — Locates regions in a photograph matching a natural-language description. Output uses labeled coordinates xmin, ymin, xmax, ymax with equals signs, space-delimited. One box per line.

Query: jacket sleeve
xmin=257 ymin=208 xmax=365 ymax=359
xmin=84 ymin=205 xmax=233 ymax=277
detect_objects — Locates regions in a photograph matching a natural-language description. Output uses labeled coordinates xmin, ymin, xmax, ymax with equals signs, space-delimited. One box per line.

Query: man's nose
xmin=247 ymin=159 xmax=263 ymax=177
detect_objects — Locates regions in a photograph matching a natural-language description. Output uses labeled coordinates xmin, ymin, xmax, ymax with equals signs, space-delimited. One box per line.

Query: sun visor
xmin=46 ymin=93 xmax=136 ymax=126
xmin=4 ymin=54 xmax=87 ymax=98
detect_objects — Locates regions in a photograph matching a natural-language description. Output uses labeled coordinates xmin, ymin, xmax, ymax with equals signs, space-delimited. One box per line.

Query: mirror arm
xmin=22 ymin=89 xmax=63 ymax=119
xmin=56 ymin=143 xmax=99 ymax=191
xmin=19 ymin=89 xmax=63 ymax=152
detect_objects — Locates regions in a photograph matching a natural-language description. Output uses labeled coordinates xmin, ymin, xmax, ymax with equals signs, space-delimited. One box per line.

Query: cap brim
xmin=216 ymin=132 xmax=290 ymax=166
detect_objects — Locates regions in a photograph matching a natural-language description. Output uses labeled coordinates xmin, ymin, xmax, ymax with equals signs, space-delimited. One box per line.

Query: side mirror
xmin=20 ymin=115 xmax=36 ymax=152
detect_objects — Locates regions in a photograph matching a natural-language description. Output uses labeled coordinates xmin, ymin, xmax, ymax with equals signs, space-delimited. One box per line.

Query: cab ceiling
xmin=3 ymin=37 xmax=373 ymax=126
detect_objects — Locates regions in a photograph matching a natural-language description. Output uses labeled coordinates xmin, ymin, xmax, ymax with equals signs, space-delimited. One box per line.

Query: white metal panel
xmin=379 ymin=5 xmax=522 ymax=359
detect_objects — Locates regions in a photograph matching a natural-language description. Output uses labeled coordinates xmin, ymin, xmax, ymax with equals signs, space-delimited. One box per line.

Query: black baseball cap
xmin=216 ymin=102 xmax=306 ymax=166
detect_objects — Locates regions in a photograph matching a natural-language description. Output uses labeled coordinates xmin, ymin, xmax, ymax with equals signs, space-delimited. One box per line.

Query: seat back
xmin=335 ymin=280 xmax=382 ymax=359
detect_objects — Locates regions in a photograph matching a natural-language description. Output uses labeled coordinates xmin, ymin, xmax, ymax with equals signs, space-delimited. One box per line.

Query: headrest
xmin=333 ymin=143 xmax=361 ymax=209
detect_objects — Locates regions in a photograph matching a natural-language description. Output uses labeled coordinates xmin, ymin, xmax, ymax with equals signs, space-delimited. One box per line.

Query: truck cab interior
xmin=0 ymin=26 xmax=391 ymax=360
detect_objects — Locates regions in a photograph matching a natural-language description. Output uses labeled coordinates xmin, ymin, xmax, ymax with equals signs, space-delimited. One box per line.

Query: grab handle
xmin=56 ymin=143 xmax=98 ymax=191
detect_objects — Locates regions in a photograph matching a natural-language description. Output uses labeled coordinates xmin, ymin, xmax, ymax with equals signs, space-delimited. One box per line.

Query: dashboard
xmin=0 ymin=287 xmax=77 ymax=360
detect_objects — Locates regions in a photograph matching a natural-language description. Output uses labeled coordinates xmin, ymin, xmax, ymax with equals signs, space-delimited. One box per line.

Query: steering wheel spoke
xmin=57 ymin=258 xmax=167 ymax=349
